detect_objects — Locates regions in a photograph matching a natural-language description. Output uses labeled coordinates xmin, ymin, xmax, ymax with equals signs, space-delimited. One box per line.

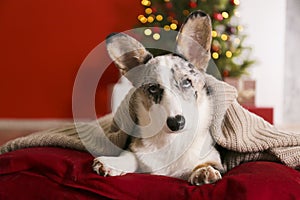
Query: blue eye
xmin=182 ymin=79 xmax=192 ymax=88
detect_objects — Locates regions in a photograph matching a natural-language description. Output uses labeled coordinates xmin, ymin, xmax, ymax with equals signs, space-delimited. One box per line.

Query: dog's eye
xmin=148 ymin=84 xmax=160 ymax=94
xmin=181 ymin=79 xmax=192 ymax=88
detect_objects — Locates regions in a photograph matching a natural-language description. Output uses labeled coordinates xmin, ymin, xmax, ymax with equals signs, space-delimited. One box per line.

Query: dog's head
xmin=107 ymin=11 xmax=213 ymax=134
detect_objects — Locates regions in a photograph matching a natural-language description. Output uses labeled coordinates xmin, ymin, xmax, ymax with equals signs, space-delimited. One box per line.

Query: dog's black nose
xmin=167 ymin=115 xmax=185 ymax=132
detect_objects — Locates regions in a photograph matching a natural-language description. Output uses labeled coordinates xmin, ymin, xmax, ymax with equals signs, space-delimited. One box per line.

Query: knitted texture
xmin=0 ymin=114 xmax=118 ymax=155
xmin=1 ymin=74 xmax=300 ymax=171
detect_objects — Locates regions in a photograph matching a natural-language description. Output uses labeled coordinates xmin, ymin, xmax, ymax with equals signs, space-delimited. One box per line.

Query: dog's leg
xmin=188 ymin=162 xmax=222 ymax=185
xmin=93 ymin=151 xmax=138 ymax=176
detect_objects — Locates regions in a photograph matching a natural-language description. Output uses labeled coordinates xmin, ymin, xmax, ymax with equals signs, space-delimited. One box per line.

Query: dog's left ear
xmin=176 ymin=10 xmax=212 ymax=71
xmin=106 ymin=33 xmax=153 ymax=75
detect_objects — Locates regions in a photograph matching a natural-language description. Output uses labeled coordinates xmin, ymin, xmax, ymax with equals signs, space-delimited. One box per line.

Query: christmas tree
xmin=136 ymin=0 xmax=255 ymax=78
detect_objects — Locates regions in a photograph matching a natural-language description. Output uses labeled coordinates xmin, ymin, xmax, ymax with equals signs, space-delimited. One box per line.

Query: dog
xmin=93 ymin=10 xmax=223 ymax=186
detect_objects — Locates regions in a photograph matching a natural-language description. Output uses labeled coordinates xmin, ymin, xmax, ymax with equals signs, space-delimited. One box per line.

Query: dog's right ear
xmin=106 ymin=33 xmax=153 ymax=75
xmin=175 ymin=10 xmax=212 ymax=72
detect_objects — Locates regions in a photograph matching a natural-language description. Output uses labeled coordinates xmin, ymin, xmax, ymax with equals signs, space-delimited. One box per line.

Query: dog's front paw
xmin=93 ymin=157 xmax=126 ymax=177
xmin=188 ymin=165 xmax=222 ymax=185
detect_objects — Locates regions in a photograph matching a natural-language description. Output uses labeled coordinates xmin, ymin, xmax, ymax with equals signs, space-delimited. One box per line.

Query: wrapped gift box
xmin=224 ymin=77 xmax=256 ymax=107
xmin=243 ymin=106 xmax=274 ymax=124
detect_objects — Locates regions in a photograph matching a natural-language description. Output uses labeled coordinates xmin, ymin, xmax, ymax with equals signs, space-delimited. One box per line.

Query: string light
xmin=171 ymin=20 xmax=178 ymax=24
xmin=222 ymin=12 xmax=229 ymax=19
xmin=234 ymin=38 xmax=241 ymax=44
xmin=164 ymin=25 xmax=171 ymax=31
xmin=145 ymin=8 xmax=152 ymax=15
xmin=138 ymin=15 xmax=144 ymax=20
xmin=233 ymin=0 xmax=240 ymax=6
xmin=156 ymin=14 xmax=163 ymax=21
xmin=170 ymin=23 xmax=177 ymax=30
xmin=144 ymin=28 xmax=152 ymax=36
xmin=221 ymin=34 xmax=228 ymax=41
xmin=141 ymin=0 xmax=151 ymax=6
xmin=147 ymin=16 xmax=154 ymax=23
xmin=237 ymin=25 xmax=243 ymax=32
xmin=212 ymin=30 xmax=218 ymax=37
xmin=234 ymin=11 xmax=241 ymax=17
xmin=183 ymin=10 xmax=190 ymax=16
xmin=167 ymin=16 xmax=173 ymax=22
xmin=153 ymin=33 xmax=160 ymax=40
xmin=212 ymin=52 xmax=219 ymax=59
xmin=138 ymin=15 xmax=148 ymax=23
xmin=226 ymin=51 xmax=233 ymax=58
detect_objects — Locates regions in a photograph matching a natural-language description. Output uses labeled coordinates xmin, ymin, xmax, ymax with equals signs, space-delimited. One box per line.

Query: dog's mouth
xmin=165 ymin=129 xmax=185 ymax=134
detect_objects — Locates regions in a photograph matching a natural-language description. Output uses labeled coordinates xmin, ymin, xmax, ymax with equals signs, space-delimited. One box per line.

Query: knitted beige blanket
xmin=1 ymin=74 xmax=300 ymax=171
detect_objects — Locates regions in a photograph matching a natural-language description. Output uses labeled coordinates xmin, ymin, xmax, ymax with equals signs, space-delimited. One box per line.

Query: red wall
xmin=0 ymin=0 xmax=142 ymax=118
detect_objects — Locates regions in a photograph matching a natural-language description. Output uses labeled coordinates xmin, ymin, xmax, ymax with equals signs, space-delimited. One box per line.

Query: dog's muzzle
xmin=166 ymin=115 xmax=185 ymax=132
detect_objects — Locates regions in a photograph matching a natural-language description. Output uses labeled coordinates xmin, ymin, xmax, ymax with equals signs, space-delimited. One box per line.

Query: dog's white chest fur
xmin=132 ymin=131 xmax=221 ymax=180
xmin=128 ymin=92 xmax=222 ymax=180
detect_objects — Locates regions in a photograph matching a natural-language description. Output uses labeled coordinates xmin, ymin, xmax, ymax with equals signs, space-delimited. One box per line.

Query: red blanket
xmin=1 ymin=147 xmax=300 ymax=199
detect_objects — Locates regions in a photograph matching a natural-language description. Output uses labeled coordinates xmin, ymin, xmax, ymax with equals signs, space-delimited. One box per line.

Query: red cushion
xmin=1 ymin=147 xmax=300 ymax=199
